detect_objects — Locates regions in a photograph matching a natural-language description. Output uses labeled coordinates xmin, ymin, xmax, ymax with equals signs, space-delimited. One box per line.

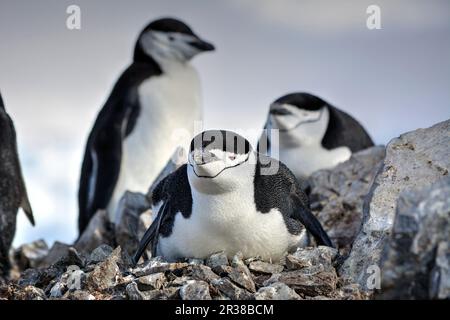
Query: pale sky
xmin=0 ymin=0 xmax=449 ymax=247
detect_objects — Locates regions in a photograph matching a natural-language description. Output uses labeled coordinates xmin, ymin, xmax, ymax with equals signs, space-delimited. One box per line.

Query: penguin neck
xmin=134 ymin=43 xmax=190 ymax=71
xmin=189 ymin=158 xmax=256 ymax=210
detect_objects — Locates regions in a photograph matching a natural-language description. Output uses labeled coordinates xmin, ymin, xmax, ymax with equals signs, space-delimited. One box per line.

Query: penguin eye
xmin=168 ymin=35 xmax=175 ymax=41
xmin=228 ymin=154 xmax=236 ymax=161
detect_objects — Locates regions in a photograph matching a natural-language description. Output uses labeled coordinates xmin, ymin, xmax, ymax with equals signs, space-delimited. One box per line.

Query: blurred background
xmin=0 ymin=0 xmax=449 ymax=247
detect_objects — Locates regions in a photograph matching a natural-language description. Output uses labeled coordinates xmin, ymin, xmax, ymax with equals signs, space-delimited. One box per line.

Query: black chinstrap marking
xmin=189 ymin=153 xmax=250 ymax=179
xmin=275 ymin=108 xmax=325 ymax=133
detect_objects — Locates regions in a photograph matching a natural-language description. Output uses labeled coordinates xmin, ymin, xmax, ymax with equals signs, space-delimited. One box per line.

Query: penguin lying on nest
xmin=134 ymin=130 xmax=332 ymax=264
xmin=258 ymin=92 xmax=374 ymax=180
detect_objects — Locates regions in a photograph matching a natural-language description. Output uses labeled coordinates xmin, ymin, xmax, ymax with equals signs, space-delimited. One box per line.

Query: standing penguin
xmin=133 ymin=130 xmax=332 ymax=263
xmin=78 ymin=18 xmax=215 ymax=234
xmin=258 ymin=93 xmax=374 ymax=180
xmin=0 ymin=92 xmax=34 ymax=277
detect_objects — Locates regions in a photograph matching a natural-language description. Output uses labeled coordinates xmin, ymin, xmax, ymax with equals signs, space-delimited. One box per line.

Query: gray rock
xmin=137 ymin=272 xmax=166 ymax=291
xmin=180 ymin=280 xmax=212 ymax=300
xmin=74 ymin=210 xmax=115 ymax=253
xmin=340 ymin=120 xmax=450 ymax=292
xmin=375 ymin=178 xmax=450 ymax=299
xmin=20 ymin=286 xmax=47 ymax=300
xmin=64 ymin=290 xmax=96 ymax=300
xmin=190 ymin=264 xmax=220 ymax=283
xmin=114 ymin=191 xmax=151 ymax=257
xmin=41 ymin=242 xmax=71 ymax=267
xmin=132 ymin=259 xmax=189 ymax=277
xmin=87 ymin=247 xmax=121 ymax=291
xmin=207 ymin=251 xmax=229 ymax=270
xmin=309 ymin=146 xmax=385 ymax=252
xmin=248 ymin=261 xmax=284 ymax=274
xmin=126 ymin=282 xmax=146 ymax=300
xmin=285 ymin=246 xmax=338 ymax=270
xmin=49 ymin=281 xmax=67 ymax=298
xmin=63 ymin=265 xmax=86 ymax=291
xmin=14 ymin=239 xmax=49 ymax=269
xmin=88 ymin=245 xmax=113 ymax=265
xmin=275 ymin=264 xmax=338 ymax=297
xmin=229 ymin=252 xmax=256 ymax=292
xmin=255 ymin=282 xmax=301 ymax=300
xmin=210 ymin=278 xmax=253 ymax=300
xmin=187 ymin=258 xmax=204 ymax=265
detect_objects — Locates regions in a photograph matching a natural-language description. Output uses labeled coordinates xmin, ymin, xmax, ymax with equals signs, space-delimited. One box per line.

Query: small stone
xmin=255 ymin=282 xmax=301 ymax=300
xmin=187 ymin=258 xmax=204 ymax=265
xmin=228 ymin=252 xmax=256 ymax=293
xmin=228 ymin=266 xmax=256 ymax=293
xmin=126 ymin=282 xmax=146 ymax=300
xmin=21 ymin=286 xmax=46 ymax=300
xmin=14 ymin=239 xmax=49 ymax=269
xmin=212 ymin=265 xmax=233 ymax=277
xmin=210 ymin=278 xmax=253 ymax=300
xmin=248 ymin=261 xmax=284 ymax=274
xmin=277 ymin=265 xmax=338 ymax=297
xmin=190 ymin=264 xmax=220 ymax=283
xmin=64 ymin=290 xmax=96 ymax=300
xmin=137 ymin=272 xmax=166 ymax=290
xmin=285 ymin=246 xmax=338 ymax=270
xmin=180 ymin=280 xmax=211 ymax=300
xmin=49 ymin=282 xmax=67 ymax=298
xmin=41 ymin=242 xmax=72 ymax=267
xmin=207 ymin=251 xmax=229 ymax=269
xmin=87 ymin=247 xmax=121 ymax=291
xmin=88 ymin=245 xmax=113 ymax=265
xmin=132 ymin=259 xmax=189 ymax=277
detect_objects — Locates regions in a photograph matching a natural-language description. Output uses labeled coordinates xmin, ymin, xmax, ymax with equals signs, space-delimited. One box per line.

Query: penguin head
xmin=187 ymin=130 xmax=254 ymax=194
xmin=135 ymin=17 xmax=215 ymax=63
xmin=267 ymin=93 xmax=330 ymax=145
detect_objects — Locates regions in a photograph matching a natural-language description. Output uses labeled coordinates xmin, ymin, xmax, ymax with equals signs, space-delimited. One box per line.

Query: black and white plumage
xmin=0 ymin=92 xmax=34 ymax=277
xmin=133 ymin=130 xmax=333 ymax=263
xmin=258 ymin=93 xmax=374 ymax=179
xmin=78 ymin=18 xmax=215 ymax=234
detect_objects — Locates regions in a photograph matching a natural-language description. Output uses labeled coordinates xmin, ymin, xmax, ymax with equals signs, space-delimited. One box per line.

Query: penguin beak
xmin=189 ymin=37 xmax=215 ymax=52
xmin=191 ymin=150 xmax=218 ymax=165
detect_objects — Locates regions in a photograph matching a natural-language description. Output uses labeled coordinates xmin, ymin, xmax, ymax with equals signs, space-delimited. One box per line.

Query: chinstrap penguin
xmin=78 ymin=18 xmax=215 ymax=234
xmin=258 ymin=92 xmax=374 ymax=180
xmin=0 ymin=92 xmax=34 ymax=277
xmin=133 ymin=130 xmax=333 ymax=264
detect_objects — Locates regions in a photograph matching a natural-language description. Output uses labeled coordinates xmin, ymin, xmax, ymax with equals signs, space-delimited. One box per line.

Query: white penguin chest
xmin=279 ymin=143 xmax=351 ymax=179
xmin=157 ymin=189 xmax=298 ymax=262
xmin=122 ymin=64 xmax=201 ymax=189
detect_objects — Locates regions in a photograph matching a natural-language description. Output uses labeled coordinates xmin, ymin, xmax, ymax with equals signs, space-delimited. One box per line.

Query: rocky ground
xmin=1 ymin=120 xmax=449 ymax=300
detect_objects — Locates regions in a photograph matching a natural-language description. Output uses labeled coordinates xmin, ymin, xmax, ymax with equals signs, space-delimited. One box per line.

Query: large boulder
xmin=340 ymin=120 xmax=450 ymax=293
xmin=308 ymin=146 xmax=385 ymax=253
xmin=376 ymin=177 xmax=450 ymax=299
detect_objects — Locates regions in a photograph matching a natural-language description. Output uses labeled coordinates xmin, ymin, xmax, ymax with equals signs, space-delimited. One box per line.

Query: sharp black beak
xmin=189 ymin=38 xmax=215 ymax=52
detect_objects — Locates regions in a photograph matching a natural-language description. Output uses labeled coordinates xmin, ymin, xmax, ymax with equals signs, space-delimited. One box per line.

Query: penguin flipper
xmin=78 ymin=125 xmax=122 ymax=235
xmin=290 ymin=193 xmax=334 ymax=248
xmin=132 ymin=201 xmax=167 ymax=266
